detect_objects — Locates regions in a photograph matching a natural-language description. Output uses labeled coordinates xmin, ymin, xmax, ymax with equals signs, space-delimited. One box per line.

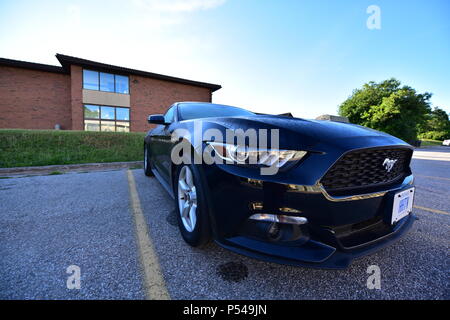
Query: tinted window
xmin=179 ymin=104 xmax=254 ymax=120
xmin=84 ymin=105 xmax=130 ymax=132
xmin=83 ymin=70 xmax=99 ymax=90
xmin=101 ymin=120 xmax=115 ymax=132
xmin=116 ymin=107 xmax=129 ymax=121
xmin=116 ymin=121 xmax=130 ymax=132
xmin=83 ymin=69 xmax=129 ymax=94
xmin=84 ymin=105 xmax=100 ymax=118
xmin=115 ymin=75 xmax=129 ymax=94
xmin=101 ymin=106 xmax=115 ymax=120
xmin=84 ymin=119 xmax=100 ymax=131
xmin=100 ymin=72 xmax=115 ymax=92
xmin=164 ymin=106 xmax=176 ymax=123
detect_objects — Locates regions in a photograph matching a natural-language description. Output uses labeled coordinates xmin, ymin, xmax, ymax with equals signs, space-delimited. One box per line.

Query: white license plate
xmin=391 ymin=188 xmax=415 ymax=224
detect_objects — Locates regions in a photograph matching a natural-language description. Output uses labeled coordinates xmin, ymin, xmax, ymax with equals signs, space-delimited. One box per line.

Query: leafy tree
xmin=419 ymin=131 xmax=449 ymax=141
xmin=338 ymin=78 xmax=432 ymax=143
xmin=418 ymin=107 xmax=450 ymax=140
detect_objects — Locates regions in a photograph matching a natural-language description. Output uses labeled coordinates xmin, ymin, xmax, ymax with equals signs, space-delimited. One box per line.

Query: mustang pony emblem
xmin=383 ymin=158 xmax=398 ymax=172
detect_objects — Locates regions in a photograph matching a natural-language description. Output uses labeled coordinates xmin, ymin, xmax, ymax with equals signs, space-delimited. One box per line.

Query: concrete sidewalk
xmin=413 ymin=146 xmax=450 ymax=161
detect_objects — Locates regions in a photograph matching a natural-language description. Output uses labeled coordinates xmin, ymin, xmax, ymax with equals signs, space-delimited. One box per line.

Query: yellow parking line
xmin=414 ymin=205 xmax=450 ymax=216
xmin=127 ymin=170 xmax=170 ymax=300
xmin=415 ymin=174 xmax=450 ymax=182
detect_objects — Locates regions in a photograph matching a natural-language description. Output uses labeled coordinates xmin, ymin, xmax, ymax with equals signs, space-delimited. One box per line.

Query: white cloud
xmin=132 ymin=0 xmax=226 ymax=13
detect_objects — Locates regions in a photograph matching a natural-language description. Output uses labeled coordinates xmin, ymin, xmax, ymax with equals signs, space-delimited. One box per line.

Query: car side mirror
xmin=147 ymin=114 xmax=168 ymax=125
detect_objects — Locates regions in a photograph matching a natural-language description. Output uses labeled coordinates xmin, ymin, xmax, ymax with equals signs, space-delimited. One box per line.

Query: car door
xmin=158 ymin=105 xmax=178 ymax=182
xmin=148 ymin=122 xmax=165 ymax=175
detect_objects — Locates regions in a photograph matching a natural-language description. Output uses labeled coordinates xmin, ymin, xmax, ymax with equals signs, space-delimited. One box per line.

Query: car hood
xmin=201 ymin=114 xmax=410 ymax=152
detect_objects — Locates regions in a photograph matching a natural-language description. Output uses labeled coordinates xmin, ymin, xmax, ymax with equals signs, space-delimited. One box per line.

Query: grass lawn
xmin=420 ymin=139 xmax=443 ymax=147
xmin=0 ymin=129 xmax=146 ymax=168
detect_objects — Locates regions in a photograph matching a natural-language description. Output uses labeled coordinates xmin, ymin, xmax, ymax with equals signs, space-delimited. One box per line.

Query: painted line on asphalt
xmin=414 ymin=205 xmax=450 ymax=216
xmin=415 ymin=174 xmax=450 ymax=182
xmin=127 ymin=170 xmax=170 ymax=300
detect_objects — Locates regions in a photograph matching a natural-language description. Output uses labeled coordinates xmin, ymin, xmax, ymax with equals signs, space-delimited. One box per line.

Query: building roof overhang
xmin=0 ymin=57 xmax=65 ymax=74
xmin=55 ymin=53 xmax=221 ymax=92
xmin=0 ymin=54 xmax=222 ymax=92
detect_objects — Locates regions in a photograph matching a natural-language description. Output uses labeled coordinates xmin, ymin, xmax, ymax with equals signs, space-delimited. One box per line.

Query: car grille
xmin=320 ymin=147 xmax=412 ymax=194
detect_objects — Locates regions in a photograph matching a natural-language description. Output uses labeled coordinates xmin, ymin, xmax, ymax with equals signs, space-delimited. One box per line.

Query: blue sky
xmin=0 ymin=0 xmax=449 ymax=118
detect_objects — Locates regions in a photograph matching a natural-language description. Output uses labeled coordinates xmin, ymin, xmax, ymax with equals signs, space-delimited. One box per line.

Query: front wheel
xmin=175 ymin=164 xmax=211 ymax=247
xmin=143 ymin=143 xmax=154 ymax=177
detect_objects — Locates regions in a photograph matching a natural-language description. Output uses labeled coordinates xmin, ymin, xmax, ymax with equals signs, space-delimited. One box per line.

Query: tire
xmin=144 ymin=143 xmax=154 ymax=177
xmin=174 ymin=163 xmax=211 ymax=247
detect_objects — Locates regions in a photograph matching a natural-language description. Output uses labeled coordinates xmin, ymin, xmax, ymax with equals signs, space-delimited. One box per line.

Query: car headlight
xmin=205 ymin=142 xmax=307 ymax=168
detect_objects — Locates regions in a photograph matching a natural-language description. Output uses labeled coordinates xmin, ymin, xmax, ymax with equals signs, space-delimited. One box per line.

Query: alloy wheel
xmin=177 ymin=166 xmax=197 ymax=232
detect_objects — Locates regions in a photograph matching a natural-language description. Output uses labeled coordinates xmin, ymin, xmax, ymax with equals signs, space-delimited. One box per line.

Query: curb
xmin=0 ymin=161 xmax=143 ymax=177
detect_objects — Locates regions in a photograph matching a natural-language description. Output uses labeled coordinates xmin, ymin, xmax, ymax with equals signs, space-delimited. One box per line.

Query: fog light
xmin=249 ymin=214 xmax=308 ymax=225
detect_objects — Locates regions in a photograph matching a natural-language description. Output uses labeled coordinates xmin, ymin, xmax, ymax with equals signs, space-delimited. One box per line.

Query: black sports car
xmin=144 ymin=102 xmax=415 ymax=269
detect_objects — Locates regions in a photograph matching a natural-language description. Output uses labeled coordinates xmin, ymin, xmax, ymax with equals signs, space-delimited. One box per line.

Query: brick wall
xmin=129 ymin=75 xmax=212 ymax=132
xmin=70 ymin=65 xmax=83 ymax=130
xmin=0 ymin=66 xmax=71 ymax=130
xmin=0 ymin=64 xmax=214 ymax=132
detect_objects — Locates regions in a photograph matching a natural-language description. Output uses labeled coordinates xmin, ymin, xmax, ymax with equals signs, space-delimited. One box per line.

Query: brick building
xmin=0 ymin=54 xmax=221 ymax=132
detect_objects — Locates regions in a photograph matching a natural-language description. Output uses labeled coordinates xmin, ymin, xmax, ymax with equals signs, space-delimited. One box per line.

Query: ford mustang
xmin=144 ymin=102 xmax=415 ymax=269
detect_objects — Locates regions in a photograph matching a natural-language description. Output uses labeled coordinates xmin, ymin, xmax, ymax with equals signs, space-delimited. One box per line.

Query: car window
xmin=164 ymin=106 xmax=177 ymax=123
xmin=179 ymin=103 xmax=255 ymax=120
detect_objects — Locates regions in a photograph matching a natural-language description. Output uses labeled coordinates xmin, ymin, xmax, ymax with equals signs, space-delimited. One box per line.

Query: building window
xmin=100 ymin=72 xmax=115 ymax=92
xmin=83 ymin=70 xmax=100 ymax=90
xmin=100 ymin=106 xmax=115 ymax=120
xmin=83 ymin=69 xmax=129 ymax=94
xmin=115 ymin=75 xmax=129 ymax=94
xmin=83 ymin=104 xmax=130 ymax=132
xmin=116 ymin=107 xmax=130 ymax=121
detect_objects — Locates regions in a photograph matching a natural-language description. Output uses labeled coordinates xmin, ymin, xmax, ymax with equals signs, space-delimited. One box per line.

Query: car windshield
xmin=178 ymin=103 xmax=255 ymax=121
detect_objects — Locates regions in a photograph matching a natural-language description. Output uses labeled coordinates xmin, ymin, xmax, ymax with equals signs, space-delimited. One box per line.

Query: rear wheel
xmin=143 ymin=143 xmax=154 ymax=176
xmin=175 ymin=164 xmax=211 ymax=247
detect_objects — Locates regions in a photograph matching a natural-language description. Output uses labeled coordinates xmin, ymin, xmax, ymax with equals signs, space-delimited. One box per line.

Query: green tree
xmin=338 ymin=78 xmax=432 ymax=142
xmin=418 ymin=107 xmax=450 ymax=140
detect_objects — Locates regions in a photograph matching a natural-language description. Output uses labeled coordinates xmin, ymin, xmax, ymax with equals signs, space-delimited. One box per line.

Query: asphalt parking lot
xmin=1 ymin=147 xmax=449 ymax=300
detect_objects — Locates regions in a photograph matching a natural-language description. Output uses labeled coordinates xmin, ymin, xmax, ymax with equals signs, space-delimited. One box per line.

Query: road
xmin=1 ymin=147 xmax=449 ymax=299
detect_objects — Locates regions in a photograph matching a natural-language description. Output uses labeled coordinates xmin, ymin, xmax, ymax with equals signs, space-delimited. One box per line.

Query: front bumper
xmin=202 ymin=163 xmax=415 ymax=269
xmin=216 ymin=213 xmax=415 ymax=269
